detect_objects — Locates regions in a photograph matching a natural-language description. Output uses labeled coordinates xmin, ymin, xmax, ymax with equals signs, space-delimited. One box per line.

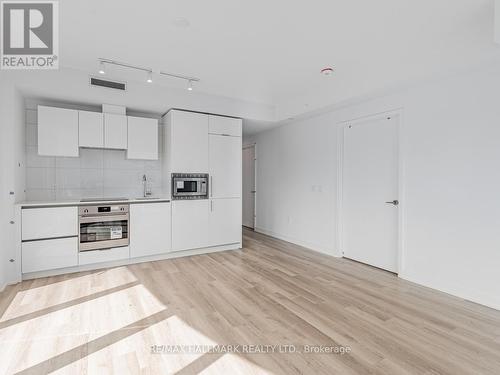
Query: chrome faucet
xmin=142 ymin=174 xmax=152 ymax=197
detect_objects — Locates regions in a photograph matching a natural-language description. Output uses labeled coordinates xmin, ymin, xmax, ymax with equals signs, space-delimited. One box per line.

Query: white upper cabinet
xmin=209 ymin=134 xmax=242 ymax=198
xmin=38 ymin=105 xmax=79 ymax=157
xmin=208 ymin=115 xmax=242 ymax=137
xmin=127 ymin=116 xmax=158 ymax=160
xmin=169 ymin=110 xmax=209 ymax=173
xmin=78 ymin=110 xmax=104 ymax=148
xmin=104 ymin=113 xmax=127 ymax=149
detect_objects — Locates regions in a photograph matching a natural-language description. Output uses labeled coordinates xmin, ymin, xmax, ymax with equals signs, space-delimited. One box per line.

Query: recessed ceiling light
xmin=321 ymin=67 xmax=334 ymax=76
xmin=173 ymin=17 xmax=190 ymax=28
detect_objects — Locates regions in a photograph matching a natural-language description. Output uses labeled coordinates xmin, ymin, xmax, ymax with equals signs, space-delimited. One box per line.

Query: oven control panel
xmin=79 ymin=204 xmax=129 ymax=216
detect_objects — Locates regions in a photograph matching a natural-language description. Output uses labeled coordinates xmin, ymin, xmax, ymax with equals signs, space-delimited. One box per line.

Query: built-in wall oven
xmin=172 ymin=173 xmax=209 ymax=200
xmin=78 ymin=204 xmax=129 ymax=251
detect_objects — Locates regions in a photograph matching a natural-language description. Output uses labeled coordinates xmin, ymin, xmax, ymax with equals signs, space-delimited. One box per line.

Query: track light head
xmin=146 ymin=71 xmax=153 ymax=83
xmin=98 ymin=61 xmax=106 ymax=75
xmin=187 ymin=80 xmax=193 ymax=91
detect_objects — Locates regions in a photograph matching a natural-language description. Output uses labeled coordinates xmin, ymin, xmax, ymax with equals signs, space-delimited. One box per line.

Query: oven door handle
xmin=79 ymin=214 xmax=129 ymax=224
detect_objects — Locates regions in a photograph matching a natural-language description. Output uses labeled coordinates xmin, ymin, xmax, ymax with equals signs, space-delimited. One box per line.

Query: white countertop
xmin=16 ymin=197 xmax=171 ymax=208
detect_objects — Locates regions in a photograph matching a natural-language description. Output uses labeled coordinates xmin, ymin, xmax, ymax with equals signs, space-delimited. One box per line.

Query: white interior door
xmin=342 ymin=115 xmax=399 ymax=272
xmin=242 ymin=145 xmax=256 ymax=228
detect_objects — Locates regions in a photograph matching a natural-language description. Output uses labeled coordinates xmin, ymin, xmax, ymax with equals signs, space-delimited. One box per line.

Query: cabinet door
xmin=209 ymin=134 xmax=242 ymax=198
xmin=22 ymin=206 xmax=78 ymax=241
xmin=79 ymin=246 xmax=130 ymax=265
xmin=130 ymin=203 xmax=171 ymax=258
xmin=171 ymin=200 xmax=209 ymax=251
xmin=170 ymin=111 xmax=209 ymax=173
xmin=104 ymin=113 xmax=128 ymax=149
xmin=22 ymin=237 xmax=78 ymax=273
xmin=209 ymin=198 xmax=241 ymax=246
xmin=127 ymin=116 xmax=158 ymax=160
xmin=38 ymin=106 xmax=79 ymax=157
xmin=79 ymin=110 xmax=104 ymax=148
xmin=208 ymin=115 xmax=242 ymax=137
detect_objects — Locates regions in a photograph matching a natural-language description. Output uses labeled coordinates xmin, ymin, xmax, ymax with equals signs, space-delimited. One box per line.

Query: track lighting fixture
xmin=97 ymin=58 xmax=199 ymax=89
xmin=99 ymin=61 xmax=106 ymax=75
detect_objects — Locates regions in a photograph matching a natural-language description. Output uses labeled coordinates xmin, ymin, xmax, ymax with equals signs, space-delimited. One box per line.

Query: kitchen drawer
xmin=22 ymin=237 xmax=78 ymax=273
xmin=208 ymin=115 xmax=242 ymax=137
xmin=79 ymin=246 xmax=129 ymax=266
xmin=22 ymin=206 xmax=78 ymax=241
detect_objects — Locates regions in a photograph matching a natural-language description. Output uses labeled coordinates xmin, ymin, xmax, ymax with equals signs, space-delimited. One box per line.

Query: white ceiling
xmin=11 ymin=0 xmax=500 ymax=131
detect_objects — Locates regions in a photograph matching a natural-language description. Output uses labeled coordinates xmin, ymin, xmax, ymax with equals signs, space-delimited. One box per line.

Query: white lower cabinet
xmin=130 ymin=203 xmax=172 ymax=257
xmin=209 ymin=198 xmax=241 ymax=246
xmin=172 ymin=200 xmax=209 ymax=251
xmin=22 ymin=207 xmax=78 ymax=241
xmin=79 ymin=246 xmax=129 ymax=266
xmin=22 ymin=237 xmax=78 ymax=273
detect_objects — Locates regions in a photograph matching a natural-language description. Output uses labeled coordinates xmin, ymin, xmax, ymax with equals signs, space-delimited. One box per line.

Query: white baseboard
xmin=254 ymin=228 xmax=499 ymax=312
xmin=254 ymin=227 xmax=339 ymax=257
xmin=399 ymin=272 xmax=500 ymax=311
xmin=22 ymin=243 xmax=241 ymax=280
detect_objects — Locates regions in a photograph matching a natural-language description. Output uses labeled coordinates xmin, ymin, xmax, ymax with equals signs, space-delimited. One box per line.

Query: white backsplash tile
xmin=103 ymin=187 xmax=142 ymax=199
xmin=55 ymin=188 xmax=84 ymax=201
xmin=26 ymin=125 xmax=37 ymax=146
xmin=26 ymin=146 xmax=55 ymax=168
xmin=103 ymin=149 xmax=145 ymax=170
xmin=80 ymin=169 xmax=104 ymax=189
xmin=25 ymin=189 xmax=56 ymax=201
xmin=26 ymin=168 xmax=56 ymax=189
xmin=103 ymin=169 xmax=143 ymax=189
xmin=80 ymin=188 xmax=105 ymax=200
xmin=56 ymin=168 xmax=81 ymax=189
xmin=55 ymin=155 xmax=81 ymax=169
xmin=80 ymin=148 xmax=104 ymax=169
xmin=26 ymin=109 xmax=37 ymax=125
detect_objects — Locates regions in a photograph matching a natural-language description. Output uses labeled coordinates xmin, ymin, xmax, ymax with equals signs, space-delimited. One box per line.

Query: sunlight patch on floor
xmin=84 ymin=315 xmax=219 ymax=374
xmin=1 ymin=267 xmax=138 ymax=321
xmin=0 ymin=282 xmax=168 ymax=373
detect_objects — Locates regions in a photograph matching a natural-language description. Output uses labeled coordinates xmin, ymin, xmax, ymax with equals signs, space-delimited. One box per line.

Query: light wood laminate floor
xmin=1 ymin=229 xmax=500 ymax=374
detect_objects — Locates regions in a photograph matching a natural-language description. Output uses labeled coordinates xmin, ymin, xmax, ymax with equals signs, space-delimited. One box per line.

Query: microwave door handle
xmin=210 ymin=176 xmax=213 ymax=197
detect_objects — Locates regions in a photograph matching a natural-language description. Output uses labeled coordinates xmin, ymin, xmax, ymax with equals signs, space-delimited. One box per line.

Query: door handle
xmin=385 ymin=200 xmax=399 ymax=206
xmin=210 ymin=176 xmax=213 ymax=197
xmin=251 ymin=190 xmax=256 ymax=193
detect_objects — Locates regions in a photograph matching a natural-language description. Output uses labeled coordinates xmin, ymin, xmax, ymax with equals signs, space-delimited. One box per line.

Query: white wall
xmin=254 ymin=64 xmax=500 ymax=310
xmin=0 ymin=78 xmax=26 ymax=289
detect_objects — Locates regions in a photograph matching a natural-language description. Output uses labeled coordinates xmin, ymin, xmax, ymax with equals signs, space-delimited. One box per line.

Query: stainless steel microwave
xmin=172 ymin=173 xmax=209 ymax=200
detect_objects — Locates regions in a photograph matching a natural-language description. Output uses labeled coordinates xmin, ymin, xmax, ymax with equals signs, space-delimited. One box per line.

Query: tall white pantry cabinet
xmin=163 ymin=110 xmax=242 ymax=251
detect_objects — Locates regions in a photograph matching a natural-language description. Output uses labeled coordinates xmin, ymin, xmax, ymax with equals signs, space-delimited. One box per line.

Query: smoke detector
xmin=321 ymin=67 xmax=334 ymax=76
